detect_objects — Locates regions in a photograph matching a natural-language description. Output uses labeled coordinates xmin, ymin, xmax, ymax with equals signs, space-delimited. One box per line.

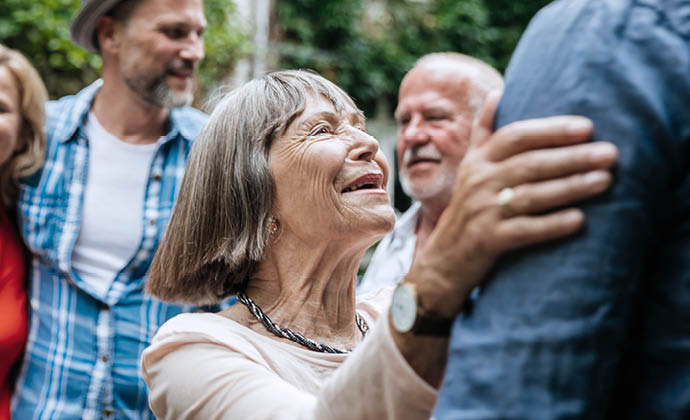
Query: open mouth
xmin=342 ymin=174 xmax=384 ymax=193
xmin=342 ymin=182 xmax=379 ymax=193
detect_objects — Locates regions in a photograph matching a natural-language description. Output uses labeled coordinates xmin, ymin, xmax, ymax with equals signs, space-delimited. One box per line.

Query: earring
xmin=268 ymin=216 xmax=279 ymax=236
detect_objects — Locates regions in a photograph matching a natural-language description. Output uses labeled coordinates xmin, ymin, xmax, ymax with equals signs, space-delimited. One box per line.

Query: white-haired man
xmin=359 ymin=53 xmax=504 ymax=294
xmin=12 ymin=0 xmax=208 ymax=418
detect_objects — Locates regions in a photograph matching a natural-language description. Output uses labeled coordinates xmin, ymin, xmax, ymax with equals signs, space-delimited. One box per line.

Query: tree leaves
xmin=275 ymin=0 xmax=551 ymax=117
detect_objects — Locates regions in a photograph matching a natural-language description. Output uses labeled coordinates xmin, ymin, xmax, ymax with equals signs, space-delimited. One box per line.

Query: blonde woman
xmin=0 ymin=44 xmax=46 ymax=420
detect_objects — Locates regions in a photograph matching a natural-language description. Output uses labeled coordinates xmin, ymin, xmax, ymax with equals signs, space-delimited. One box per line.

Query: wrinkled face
xmin=0 ymin=66 xmax=22 ymax=167
xmin=117 ymin=0 xmax=206 ymax=108
xmin=395 ymin=65 xmax=476 ymax=205
xmin=270 ymin=94 xmax=395 ymax=246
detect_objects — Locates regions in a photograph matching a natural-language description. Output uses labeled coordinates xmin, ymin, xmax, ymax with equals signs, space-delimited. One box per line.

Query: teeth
xmin=344 ymin=183 xmax=378 ymax=192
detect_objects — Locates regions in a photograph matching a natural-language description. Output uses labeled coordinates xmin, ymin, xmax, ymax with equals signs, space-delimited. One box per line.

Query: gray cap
xmin=70 ymin=0 xmax=126 ymax=53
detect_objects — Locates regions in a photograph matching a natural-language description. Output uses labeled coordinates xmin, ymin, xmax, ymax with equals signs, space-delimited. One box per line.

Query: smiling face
xmin=115 ymin=0 xmax=206 ymax=108
xmin=395 ymin=62 xmax=478 ymax=208
xmin=0 ymin=65 xmax=22 ymax=167
xmin=270 ymin=94 xmax=395 ymax=246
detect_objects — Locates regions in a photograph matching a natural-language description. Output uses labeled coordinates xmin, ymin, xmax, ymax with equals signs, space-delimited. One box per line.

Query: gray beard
xmin=125 ymin=74 xmax=193 ymax=109
xmin=151 ymin=79 xmax=193 ymax=108
xmin=399 ymin=169 xmax=453 ymax=203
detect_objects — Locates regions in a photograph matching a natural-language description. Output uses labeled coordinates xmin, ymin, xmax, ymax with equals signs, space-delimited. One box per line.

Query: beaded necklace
xmin=237 ymin=291 xmax=368 ymax=354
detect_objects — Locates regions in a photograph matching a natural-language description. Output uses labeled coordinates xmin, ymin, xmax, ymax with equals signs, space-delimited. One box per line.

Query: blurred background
xmin=0 ymin=0 xmax=550 ymax=209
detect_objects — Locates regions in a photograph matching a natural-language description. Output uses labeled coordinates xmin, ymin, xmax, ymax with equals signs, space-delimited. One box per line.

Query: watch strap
xmin=412 ymin=312 xmax=453 ymax=336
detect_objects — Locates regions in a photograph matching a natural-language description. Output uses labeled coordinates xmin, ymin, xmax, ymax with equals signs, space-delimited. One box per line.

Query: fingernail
xmin=584 ymin=170 xmax=609 ymax=185
xmin=589 ymin=142 xmax=617 ymax=163
xmin=566 ymin=118 xmax=593 ymax=134
xmin=565 ymin=209 xmax=584 ymax=224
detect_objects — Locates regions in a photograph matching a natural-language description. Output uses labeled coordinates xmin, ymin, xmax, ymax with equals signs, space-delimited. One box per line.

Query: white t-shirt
xmin=71 ymin=112 xmax=159 ymax=299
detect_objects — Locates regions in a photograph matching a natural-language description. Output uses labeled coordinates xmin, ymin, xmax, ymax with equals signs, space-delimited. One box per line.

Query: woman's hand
xmin=410 ymin=92 xmax=618 ymax=319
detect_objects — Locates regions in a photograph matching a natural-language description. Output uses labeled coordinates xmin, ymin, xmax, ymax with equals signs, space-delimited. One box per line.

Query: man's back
xmin=435 ymin=0 xmax=690 ymax=418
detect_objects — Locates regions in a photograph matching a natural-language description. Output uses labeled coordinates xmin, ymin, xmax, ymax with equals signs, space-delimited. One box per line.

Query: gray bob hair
xmin=147 ymin=70 xmax=358 ymax=304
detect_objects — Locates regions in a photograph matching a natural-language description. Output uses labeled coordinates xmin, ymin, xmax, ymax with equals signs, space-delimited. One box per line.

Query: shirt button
xmin=101 ymin=354 xmax=109 ymax=363
xmin=149 ymin=219 xmax=156 ymax=226
xmin=100 ymin=302 xmax=110 ymax=311
xmin=103 ymin=409 xmax=114 ymax=418
xmin=152 ymin=173 xmax=162 ymax=181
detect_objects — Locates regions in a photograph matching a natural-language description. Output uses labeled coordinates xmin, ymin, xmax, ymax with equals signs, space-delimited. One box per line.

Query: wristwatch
xmin=390 ymin=281 xmax=453 ymax=336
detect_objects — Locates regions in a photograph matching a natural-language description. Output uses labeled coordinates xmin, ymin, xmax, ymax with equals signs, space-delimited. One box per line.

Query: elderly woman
xmin=142 ymin=70 xmax=617 ymax=419
xmin=0 ymin=44 xmax=47 ymax=420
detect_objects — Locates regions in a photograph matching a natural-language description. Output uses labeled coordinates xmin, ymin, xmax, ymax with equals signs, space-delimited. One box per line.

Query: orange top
xmin=0 ymin=208 xmax=27 ymax=420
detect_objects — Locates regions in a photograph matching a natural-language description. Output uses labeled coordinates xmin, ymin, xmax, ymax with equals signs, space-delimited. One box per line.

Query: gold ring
xmin=498 ymin=187 xmax=515 ymax=213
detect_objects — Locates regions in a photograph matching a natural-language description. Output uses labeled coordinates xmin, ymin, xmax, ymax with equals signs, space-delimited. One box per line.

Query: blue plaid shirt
xmin=11 ymin=80 xmax=208 ymax=420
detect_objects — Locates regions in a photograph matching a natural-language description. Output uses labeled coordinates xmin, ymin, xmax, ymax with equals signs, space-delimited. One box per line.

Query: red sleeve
xmin=0 ymin=210 xmax=28 ymax=420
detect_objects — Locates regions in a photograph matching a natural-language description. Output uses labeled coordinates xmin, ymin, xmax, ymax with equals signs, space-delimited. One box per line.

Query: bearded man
xmin=11 ymin=0 xmax=209 ymax=418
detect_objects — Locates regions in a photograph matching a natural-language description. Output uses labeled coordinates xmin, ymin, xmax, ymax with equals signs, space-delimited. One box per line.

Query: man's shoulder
xmin=173 ymin=106 xmax=208 ymax=125
xmin=45 ymin=93 xmax=84 ymax=123
xmin=171 ymin=106 xmax=209 ymax=141
xmin=45 ymin=82 xmax=101 ymax=141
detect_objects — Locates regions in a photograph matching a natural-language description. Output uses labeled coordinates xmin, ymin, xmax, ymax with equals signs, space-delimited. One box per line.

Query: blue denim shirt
xmin=12 ymin=80 xmax=208 ymax=420
xmin=436 ymin=0 xmax=690 ymax=418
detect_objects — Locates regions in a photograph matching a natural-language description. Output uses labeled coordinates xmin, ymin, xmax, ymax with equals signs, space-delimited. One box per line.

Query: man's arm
xmin=435 ymin=0 xmax=690 ymax=418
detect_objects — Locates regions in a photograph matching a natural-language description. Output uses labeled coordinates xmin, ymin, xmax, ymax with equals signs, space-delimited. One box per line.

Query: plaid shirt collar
xmin=54 ymin=79 xmax=198 ymax=144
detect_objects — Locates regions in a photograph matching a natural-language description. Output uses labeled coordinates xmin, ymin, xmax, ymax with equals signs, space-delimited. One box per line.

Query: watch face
xmin=391 ymin=282 xmax=417 ymax=333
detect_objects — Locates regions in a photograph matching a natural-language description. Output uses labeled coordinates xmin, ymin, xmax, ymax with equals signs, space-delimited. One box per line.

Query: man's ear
xmin=96 ymin=16 xmax=121 ymax=54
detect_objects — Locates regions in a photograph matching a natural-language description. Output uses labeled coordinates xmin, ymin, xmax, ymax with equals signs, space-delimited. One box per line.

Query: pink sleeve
xmin=142 ymin=313 xmax=437 ymax=420
xmin=315 ymin=312 xmax=438 ymax=419
xmin=143 ymin=339 xmax=319 ymax=419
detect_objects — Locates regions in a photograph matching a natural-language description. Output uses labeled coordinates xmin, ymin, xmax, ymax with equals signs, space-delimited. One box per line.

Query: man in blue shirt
xmin=12 ymin=0 xmax=209 ymax=418
xmin=436 ymin=0 xmax=690 ymax=418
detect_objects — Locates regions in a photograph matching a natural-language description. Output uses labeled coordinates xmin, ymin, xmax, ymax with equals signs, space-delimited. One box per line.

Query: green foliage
xmin=275 ymin=0 xmax=551 ymax=116
xmin=486 ymin=0 xmax=553 ymax=71
xmin=0 ymin=0 xmax=249 ymax=100
xmin=1 ymin=0 xmax=548 ymax=107
xmin=198 ymin=0 xmax=250 ymax=98
xmin=0 ymin=0 xmax=99 ymax=98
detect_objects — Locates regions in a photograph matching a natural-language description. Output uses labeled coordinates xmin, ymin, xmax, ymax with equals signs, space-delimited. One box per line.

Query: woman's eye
xmin=311 ymin=126 xmax=330 ymax=136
